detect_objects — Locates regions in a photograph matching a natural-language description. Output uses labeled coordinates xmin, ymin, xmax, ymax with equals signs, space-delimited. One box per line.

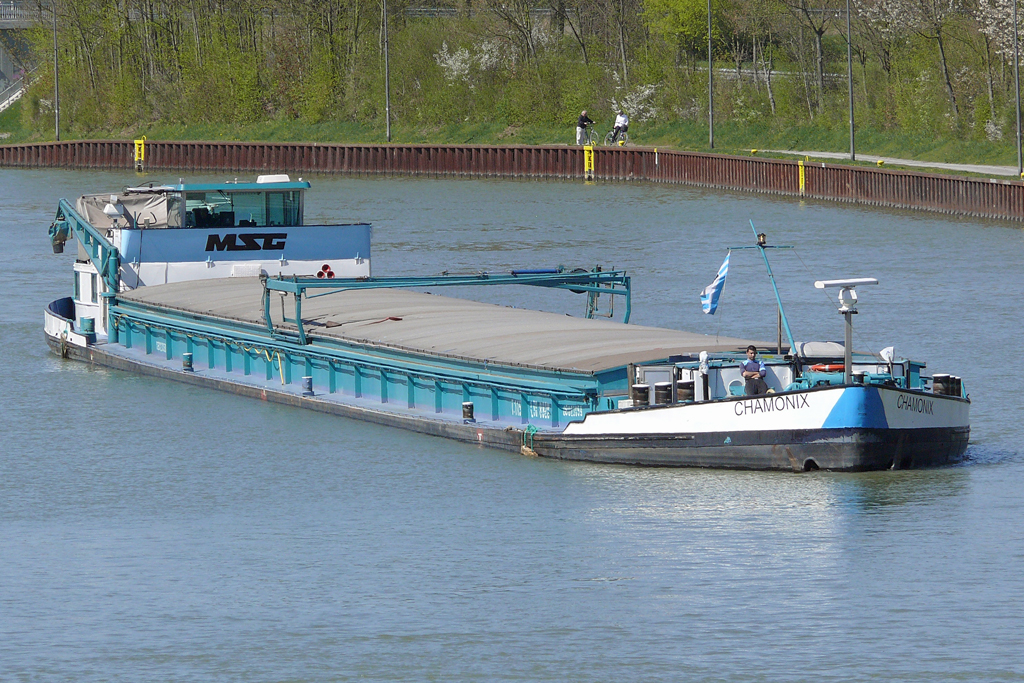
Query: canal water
xmin=2 ymin=169 xmax=1022 ymax=681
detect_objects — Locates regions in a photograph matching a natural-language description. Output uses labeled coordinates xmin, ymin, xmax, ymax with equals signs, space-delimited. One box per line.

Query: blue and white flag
xmin=700 ymin=251 xmax=730 ymax=315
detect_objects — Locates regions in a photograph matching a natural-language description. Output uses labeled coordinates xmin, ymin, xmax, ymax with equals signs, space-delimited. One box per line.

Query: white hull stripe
xmin=562 ymin=386 xmax=969 ymax=436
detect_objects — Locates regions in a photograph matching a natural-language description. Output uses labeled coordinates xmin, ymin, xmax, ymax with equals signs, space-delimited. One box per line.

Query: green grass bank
xmin=1 ymin=99 xmax=1018 ymax=174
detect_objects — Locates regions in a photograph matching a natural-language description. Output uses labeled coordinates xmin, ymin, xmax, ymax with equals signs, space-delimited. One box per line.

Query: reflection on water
xmin=963 ymin=441 xmax=1018 ymax=466
xmin=837 ymin=468 xmax=971 ymax=511
xmin=2 ymin=169 xmax=1023 ymax=681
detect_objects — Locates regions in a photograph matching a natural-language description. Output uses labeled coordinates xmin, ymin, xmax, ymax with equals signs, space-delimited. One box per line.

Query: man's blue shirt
xmin=739 ymin=359 xmax=766 ymax=377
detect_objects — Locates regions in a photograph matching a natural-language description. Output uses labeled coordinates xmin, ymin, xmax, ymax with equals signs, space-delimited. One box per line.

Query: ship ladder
xmin=521 ymin=425 xmax=539 ymax=457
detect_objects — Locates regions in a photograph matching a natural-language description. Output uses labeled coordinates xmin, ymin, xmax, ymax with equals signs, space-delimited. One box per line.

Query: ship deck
xmin=119 ymin=278 xmax=768 ymax=374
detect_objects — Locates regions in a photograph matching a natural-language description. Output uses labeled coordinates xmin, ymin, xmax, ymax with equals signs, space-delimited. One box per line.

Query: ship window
xmin=73 ymin=272 xmax=81 ymax=301
xmin=165 ymin=194 xmax=183 ymax=228
xmin=267 ymin=191 xmax=301 ymax=226
xmin=183 ymin=190 xmax=301 ymax=227
xmin=231 ymin=192 xmax=265 ymax=227
xmin=90 ymin=273 xmax=99 ymax=303
xmin=185 ymin=191 xmax=236 ymax=228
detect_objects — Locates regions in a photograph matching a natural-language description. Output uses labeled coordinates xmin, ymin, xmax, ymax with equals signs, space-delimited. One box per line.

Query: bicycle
xmin=604 ymin=129 xmax=630 ymax=146
xmin=578 ymin=127 xmax=598 ymax=146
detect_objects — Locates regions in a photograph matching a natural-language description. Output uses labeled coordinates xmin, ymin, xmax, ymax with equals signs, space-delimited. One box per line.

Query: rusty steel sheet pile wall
xmin=151 ymin=142 xmax=589 ymax=179
xmin=2 ymin=140 xmax=1021 ymax=221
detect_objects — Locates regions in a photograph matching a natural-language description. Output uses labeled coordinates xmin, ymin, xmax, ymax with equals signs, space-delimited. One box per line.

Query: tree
xmin=906 ymin=0 xmax=967 ymax=115
xmin=780 ymin=0 xmax=842 ymax=113
xmin=857 ymin=0 xmax=910 ymax=77
xmin=645 ymin=0 xmax=731 ymax=72
xmin=487 ymin=0 xmax=539 ymax=62
xmin=976 ymin=0 xmax=1022 ymax=64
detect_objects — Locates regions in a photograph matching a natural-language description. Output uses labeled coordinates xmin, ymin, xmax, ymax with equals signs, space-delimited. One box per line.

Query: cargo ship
xmin=44 ymin=177 xmax=970 ymax=471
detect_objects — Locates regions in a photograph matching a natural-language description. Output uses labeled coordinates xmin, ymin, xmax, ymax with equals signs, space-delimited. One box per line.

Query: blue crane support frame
xmin=262 ymin=269 xmax=633 ymax=346
xmin=49 ymin=199 xmax=122 ymax=341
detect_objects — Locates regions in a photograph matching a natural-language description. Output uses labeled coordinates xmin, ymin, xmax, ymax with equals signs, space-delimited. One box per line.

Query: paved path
xmin=762 ymin=149 xmax=1022 ymax=178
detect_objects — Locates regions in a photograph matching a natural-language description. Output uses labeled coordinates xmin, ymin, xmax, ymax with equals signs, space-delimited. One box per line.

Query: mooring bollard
xmin=301 ymin=376 xmax=314 ymax=397
xmin=631 ymin=383 xmax=650 ymax=406
xmin=182 ymin=352 xmax=194 ymax=372
xmin=80 ymin=317 xmax=96 ymax=344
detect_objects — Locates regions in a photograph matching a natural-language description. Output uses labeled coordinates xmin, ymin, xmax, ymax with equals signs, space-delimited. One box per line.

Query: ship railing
xmin=262 ymin=268 xmax=632 ymax=346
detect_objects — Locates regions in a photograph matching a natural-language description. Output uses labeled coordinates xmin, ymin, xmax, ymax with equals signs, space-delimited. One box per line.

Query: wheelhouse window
xmin=73 ymin=272 xmax=81 ymax=301
xmin=90 ymin=273 xmax=98 ymax=303
xmin=267 ymin=191 xmax=301 ymax=226
xmin=184 ymin=190 xmax=302 ymax=228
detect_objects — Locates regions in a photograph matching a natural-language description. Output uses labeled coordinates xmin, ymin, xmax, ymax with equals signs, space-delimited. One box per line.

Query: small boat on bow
xmin=44 ymin=177 xmax=969 ymax=471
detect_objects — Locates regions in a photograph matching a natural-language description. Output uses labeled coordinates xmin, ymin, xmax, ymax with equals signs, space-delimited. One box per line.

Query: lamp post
xmin=1014 ymin=0 xmax=1021 ymax=176
xmin=708 ymin=0 xmax=713 ymax=149
xmin=383 ymin=0 xmax=392 ymax=143
xmin=846 ymin=0 xmax=854 ymax=160
xmin=52 ymin=0 xmax=59 ymax=141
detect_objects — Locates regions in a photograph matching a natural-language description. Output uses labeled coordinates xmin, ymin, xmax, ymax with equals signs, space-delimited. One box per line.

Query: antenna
xmin=813 ymin=278 xmax=879 ymax=384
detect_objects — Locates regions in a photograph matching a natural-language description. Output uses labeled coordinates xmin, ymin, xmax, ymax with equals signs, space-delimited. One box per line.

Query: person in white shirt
xmin=611 ymin=110 xmax=629 ymax=144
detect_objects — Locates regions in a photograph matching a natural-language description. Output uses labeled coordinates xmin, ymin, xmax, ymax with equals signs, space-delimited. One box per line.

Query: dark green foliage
xmin=1 ymin=0 xmax=1020 ymax=164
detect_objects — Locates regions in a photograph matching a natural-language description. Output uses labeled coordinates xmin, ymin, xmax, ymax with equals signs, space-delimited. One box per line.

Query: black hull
xmin=533 ymin=427 xmax=970 ymax=471
xmin=46 ymin=333 xmax=970 ymax=472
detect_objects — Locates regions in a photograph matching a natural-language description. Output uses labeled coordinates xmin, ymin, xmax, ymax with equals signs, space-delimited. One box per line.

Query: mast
xmin=749 ymin=221 xmax=796 ymax=353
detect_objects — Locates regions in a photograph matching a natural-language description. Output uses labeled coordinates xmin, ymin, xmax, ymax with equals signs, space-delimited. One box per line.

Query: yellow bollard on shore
xmin=134 ymin=136 xmax=147 ymax=171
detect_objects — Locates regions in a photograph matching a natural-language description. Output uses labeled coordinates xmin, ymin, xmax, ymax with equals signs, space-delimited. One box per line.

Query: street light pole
xmin=52 ymin=1 xmax=59 ymax=141
xmin=1014 ymin=0 xmax=1021 ymax=176
xmin=846 ymin=0 xmax=855 ymax=161
xmin=383 ymin=0 xmax=392 ymax=143
xmin=708 ymin=0 xmax=713 ymax=149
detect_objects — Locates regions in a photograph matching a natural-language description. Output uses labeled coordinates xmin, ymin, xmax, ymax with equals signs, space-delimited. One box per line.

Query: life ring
xmin=809 ymin=363 xmax=845 ymax=372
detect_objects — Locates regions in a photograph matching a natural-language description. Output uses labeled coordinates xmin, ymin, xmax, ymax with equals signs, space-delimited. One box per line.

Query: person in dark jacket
xmin=576 ymin=110 xmax=594 ymax=145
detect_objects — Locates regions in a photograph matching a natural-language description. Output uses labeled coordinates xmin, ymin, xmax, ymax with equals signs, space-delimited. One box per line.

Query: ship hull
xmin=534 ymin=426 xmax=969 ymax=471
xmin=46 ymin=301 xmax=970 ymax=473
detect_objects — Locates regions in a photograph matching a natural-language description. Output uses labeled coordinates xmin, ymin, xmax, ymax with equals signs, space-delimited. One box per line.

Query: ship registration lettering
xmin=896 ymin=393 xmax=934 ymax=415
xmin=205 ymin=233 xmax=288 ymax=252
xmin=734 ymin=394 xmax=809 ymax=416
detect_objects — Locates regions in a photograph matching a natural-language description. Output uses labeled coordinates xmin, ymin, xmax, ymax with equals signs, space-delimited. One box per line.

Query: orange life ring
xmin=809 ymin=364 xmax=845 ymax=372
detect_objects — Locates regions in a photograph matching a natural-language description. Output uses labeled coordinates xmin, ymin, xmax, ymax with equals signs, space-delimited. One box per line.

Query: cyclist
xmin=576 ymin=110 xmax=594 ymax=145
xmin=610 ymin=110 xmax=629 ymax=144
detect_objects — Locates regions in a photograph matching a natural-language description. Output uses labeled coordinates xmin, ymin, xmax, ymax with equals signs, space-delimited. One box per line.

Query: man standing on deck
xmin=740 ymin=345 xmax=769 ymax=396
xmin=576 ymin=110 xmax=594 ymax=145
